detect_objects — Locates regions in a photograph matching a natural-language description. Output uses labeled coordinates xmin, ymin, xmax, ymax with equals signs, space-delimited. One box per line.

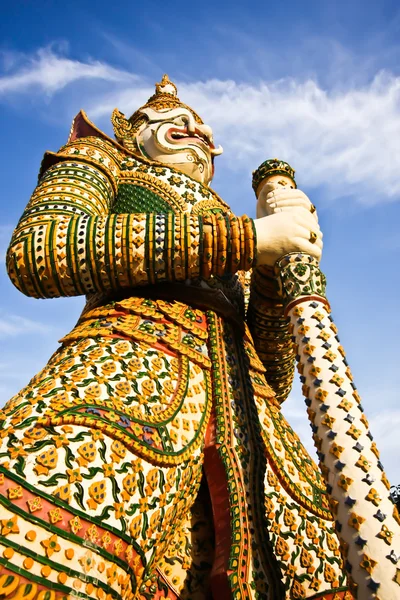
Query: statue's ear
xmin=111 ymin=109 xmax=133 ymax=142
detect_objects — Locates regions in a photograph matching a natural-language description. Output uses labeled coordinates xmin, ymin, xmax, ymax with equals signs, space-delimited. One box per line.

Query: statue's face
xmin=135 ymin=106 xmax=223 ymax=185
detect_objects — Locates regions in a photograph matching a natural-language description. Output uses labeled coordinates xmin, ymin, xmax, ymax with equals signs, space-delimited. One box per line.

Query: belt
xmin=83 ymin=283 xmax=246 ymax=334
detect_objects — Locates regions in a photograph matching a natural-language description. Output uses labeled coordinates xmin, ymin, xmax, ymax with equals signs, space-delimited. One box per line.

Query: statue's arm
xmin=6 ymin=136 xmax=256 ymax=299
xmin=245 ymin=184 xmax=323 ymax=403
xmin=246 ymin=266 xmax=296 ymax=404
xmin=7 ymin=137 xmax=120 ymax=298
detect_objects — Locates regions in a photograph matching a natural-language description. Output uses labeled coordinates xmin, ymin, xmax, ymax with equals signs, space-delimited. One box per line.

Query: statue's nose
xmin=197 ymin=123 xmax=214 ymax=143
xmin=196 ymin=123 xmax=223 ymax=156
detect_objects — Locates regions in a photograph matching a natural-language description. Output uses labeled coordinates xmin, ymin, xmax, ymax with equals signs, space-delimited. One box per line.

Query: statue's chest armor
xmin=112 ymin=159 xmax=230 ymax=216
xmin=110 ymin=157 xmax=245 ymax=314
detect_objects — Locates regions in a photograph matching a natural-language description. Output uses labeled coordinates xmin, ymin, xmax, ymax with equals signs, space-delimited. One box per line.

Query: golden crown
xmin=128 ymin=74 xmax=204 ymax=132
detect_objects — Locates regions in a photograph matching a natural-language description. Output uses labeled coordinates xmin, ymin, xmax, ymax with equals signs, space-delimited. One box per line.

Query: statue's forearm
xmin=247 ymin=265 xmax=296 ymax=403
xmin=7 ymin=161 xmax=256 ymax=299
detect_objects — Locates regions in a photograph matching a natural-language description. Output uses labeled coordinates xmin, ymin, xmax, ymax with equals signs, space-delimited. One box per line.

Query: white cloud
xmin=0 ymin=314 xmax=52 ymax=338
xmin=2 ymin=45 xmax=400 ymax=205
xmin=178 ymin=75 xmax=400 ymax=204
xmin=0 ymin=47 xmax=137 ymax=96
xmin=86 ymin=73 xmax=400 ymax=206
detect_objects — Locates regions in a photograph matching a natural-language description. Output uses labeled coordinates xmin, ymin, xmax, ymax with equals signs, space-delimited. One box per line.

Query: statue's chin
xmin=145 ymin=147 xmax=211 ymax=184
xmin=169 ymin=160 xmax=211 ymax=185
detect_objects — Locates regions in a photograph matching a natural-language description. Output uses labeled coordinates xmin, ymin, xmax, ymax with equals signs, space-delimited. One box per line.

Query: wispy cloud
xmin=0 ymin=313 xmax=52 ymax=338
xmin=181 ymin=75 xmax=400 ymax=204
xmin=1 ymin=45 xmax=400 ymax=205
xmin=0 ymin=46 xmax=137 ymax=96
xmin=88 ymin=74 xmax=400 ymax=205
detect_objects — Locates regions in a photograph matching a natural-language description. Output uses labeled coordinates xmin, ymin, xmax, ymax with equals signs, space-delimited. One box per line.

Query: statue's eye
xmin=175 ymin=116 xmax=188 ymax=126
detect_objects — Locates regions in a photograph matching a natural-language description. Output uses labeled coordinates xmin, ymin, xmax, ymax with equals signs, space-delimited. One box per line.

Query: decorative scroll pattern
xmin=0 ymin=301 xmax=352 ymax=600
xmin=0 ymin=297 xmax=213 ymax=597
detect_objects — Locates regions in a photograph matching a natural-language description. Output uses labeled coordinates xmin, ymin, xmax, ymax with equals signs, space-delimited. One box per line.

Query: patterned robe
xmin=1 ymin=121 xmax=352 ymax=600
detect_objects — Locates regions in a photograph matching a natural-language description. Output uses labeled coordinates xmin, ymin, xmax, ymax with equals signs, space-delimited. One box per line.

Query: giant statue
xmin=1 ymin=75 xmax=399 ymax=600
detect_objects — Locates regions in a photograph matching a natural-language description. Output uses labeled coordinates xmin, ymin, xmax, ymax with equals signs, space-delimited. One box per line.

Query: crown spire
xmin=127 ymin=74 xmax=204 ymax=126
xmin=155 ymin=74 xmax=178 ymax=97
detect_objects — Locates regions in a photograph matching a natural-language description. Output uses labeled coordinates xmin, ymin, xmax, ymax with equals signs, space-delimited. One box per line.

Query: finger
xmin=292 ymin=237 xmax=322 ymax=260
xmin=269 ymin=204 xmax=319 ymax=222
xmin=263 ymin=185 xmax=297 ymax=202
xmin=266 ymin=198 xmax=311 ymax=211
xmin=265 ymin=205 xmax=320 ymax=235
xmin=267 ymin=199 xmax=318 ymax=221
xmin=266 ymin=188 xmax=309 ymax=204
xmin=292 ymin=209 xmax=323 ymax=233
xmin=313 ymin=237 xmax=323 ymax=250
xmin=261 ymin=182 xmax=282 ymax=196
xmin=267 ymin=191 xmax=317 ymax=215
xmin=256 ymin=196 xmax=276 ymax=218
xmin=267 ymin=195 xmax=314 ymax=210
xmin=267 ymin=187 xmax=308 ymax=200
xmin=293 ymin=223 xmax=323 ymax=249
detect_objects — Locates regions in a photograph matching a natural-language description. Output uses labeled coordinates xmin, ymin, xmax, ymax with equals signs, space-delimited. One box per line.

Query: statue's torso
xmin=83 ymin=156 xmax=247 ymax=317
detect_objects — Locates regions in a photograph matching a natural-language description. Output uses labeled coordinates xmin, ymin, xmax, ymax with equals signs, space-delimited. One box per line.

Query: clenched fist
xmin=254 ymin=179 xmax=322 ymax=266
xmin=257 ymin=183 xmax=319 ymax=221
xmin=254 ymin=208 xmax=323 ymax=267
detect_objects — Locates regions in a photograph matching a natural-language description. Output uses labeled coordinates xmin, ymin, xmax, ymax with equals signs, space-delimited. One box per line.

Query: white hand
xmin=257 ymin=183 xmax=319 ymax=223
xmin=254 ymin=209 xmax=323 ymax=267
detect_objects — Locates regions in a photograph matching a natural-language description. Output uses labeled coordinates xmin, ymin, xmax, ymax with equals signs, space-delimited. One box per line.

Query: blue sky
xmin=1 ymin=0 xmax=400 ymax=482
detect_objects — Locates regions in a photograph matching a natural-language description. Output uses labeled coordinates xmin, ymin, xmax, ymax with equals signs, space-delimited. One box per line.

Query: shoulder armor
xmin=38 ymin=111 xmax=128 ymax=193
